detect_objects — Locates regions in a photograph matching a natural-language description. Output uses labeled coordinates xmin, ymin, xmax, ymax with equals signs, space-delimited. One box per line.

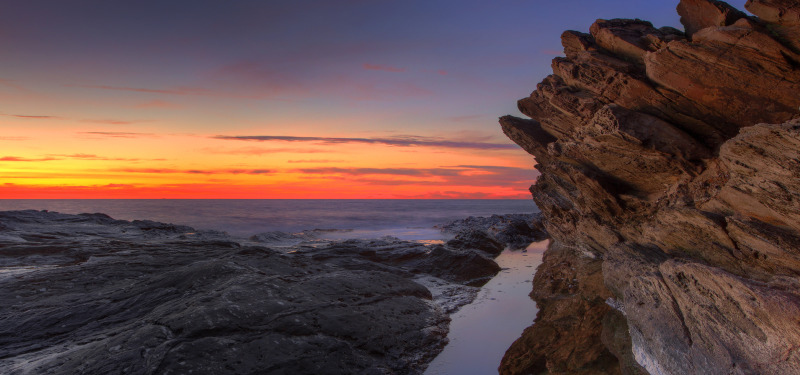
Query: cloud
xmin=134 ymin=100 xmax=182 ymax=109
xmin=363 ymin=63 xmax=405 ymax=73
xmin=292 ymin=165 xmax=537 ymax=187
xmin=55 ymin=153 xmax=108 ymax=159
xmin=201 ymin=146 xmax=329 ymax=155
xmin=112 ymin=168 xmax=274 ymax=175
xmin=0 ymin=78 xmax=26 ymax=91
xmin=205 ymin=59 xmax=432 ymax=101
xmin=212 ymin=135 xmax=518 ymax=150
xmin=448 ymin=164 xmax=533 ymax=171
xmin=80 ymin=119 xmax=138 ymax=125
xmin=1 ymin=114 xmax=60 ymax=119
xmin=46 ymin=153 xmax=146 ymax=162
xmin=0 ymin=156 xmax=59 ymax=162
xmin=66 ymin=84 xmax=214 ymax=96
xmin=287 ymin=159 xmax=345 ymax=163
xmin=79 ymin=131 xmax=155 ymax=138
xmin=3 ymin=112 xmax=137 ymax=125
xmin=296 ymin=167 xmax=462 ymax=177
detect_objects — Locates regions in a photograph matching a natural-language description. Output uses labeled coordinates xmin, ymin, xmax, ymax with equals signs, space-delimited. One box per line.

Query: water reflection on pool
xmin=424 ymin=240 xmax=548 ymax=375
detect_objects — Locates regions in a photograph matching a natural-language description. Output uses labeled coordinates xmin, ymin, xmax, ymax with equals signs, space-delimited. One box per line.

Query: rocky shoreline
xmin=0 ymin=210 xmax=543 ymax=374
xmin=500 ymin=0 xmax=800 ymax=374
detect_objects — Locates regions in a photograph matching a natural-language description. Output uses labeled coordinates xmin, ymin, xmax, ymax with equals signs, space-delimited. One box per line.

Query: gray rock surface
xmin=0 ymin=210 xmax=502 ymax=374
xmin=439 ymin=213 xmax=547 ymax=251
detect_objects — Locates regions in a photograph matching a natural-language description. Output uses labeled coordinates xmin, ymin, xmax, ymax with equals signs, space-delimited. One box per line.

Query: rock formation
xmin=0 ymin=210 xmax=507 ymax=374
xmin=439 ymin=213 xmax=548 ymax=251
xmin=499 ymin=1 xmax=800 ymax=374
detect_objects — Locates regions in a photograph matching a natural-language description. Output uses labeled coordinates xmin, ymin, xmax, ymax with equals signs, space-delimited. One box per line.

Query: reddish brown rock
xmin=644 ymin=20 xmax=800 ymax=140
xmin=589 ymin=19 xmax=682 ymax=64
xmin=500 ymin=244 xmax=622 ymax=375
xmin=746 ymin=0 xmax=800 ymax=51
xmin=500 ymin=0 xmax=800 ymax=374
xmin=677 ymin=0 xmax=747 ymax=38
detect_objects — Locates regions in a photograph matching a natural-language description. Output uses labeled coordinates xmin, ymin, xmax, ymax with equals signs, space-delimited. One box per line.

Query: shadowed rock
xmin=0 ymin=210 xmax=503 ymax=374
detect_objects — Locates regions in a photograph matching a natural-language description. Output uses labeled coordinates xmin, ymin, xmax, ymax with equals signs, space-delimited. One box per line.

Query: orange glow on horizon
xmin=0 ymin=183 xmax=531 ymax=199
xmin=1 ymin=124 xmax=535 ymax=199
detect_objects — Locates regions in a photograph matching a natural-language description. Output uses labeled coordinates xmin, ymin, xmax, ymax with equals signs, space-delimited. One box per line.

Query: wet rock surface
xmin=0 ymin=210 xmax=505 ymax=375
xmin=501 ymin=1 xmax=800 ymax=374
xmin=439 ymin=213 xmax=547 ymax=251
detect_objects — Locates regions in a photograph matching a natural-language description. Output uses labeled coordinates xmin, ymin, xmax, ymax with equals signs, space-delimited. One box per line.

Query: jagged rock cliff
xmin=500 ymin=1 xmax=800 ymax=374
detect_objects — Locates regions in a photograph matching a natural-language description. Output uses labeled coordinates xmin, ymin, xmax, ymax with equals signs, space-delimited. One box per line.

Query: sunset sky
xmin=0 ymin=1 xmax=718 ymax=199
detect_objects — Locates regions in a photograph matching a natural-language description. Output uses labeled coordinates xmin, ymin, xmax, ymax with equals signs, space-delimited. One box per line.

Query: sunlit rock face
xmin=500 ymin=0 xmax=800 ymax=374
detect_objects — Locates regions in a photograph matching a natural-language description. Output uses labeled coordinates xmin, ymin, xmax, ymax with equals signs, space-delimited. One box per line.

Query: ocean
xmin=0 ymin=199 xmax=538 ymax=240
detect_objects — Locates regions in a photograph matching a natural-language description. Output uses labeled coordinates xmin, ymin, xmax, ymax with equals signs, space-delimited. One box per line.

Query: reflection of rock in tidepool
xmin=500 ymin=0 xmax=800 ymax=374
xmin=425 ymin=241 xmax=547 ymax=375
xmin=0 ymin=210 xmax=512 ymax=374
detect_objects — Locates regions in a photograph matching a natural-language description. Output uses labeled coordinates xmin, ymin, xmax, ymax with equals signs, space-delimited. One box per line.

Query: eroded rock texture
xmin=500 ymin=1 xmax=800 ymax=374
xmin=0 ymin=210 xmax=503 ymax=375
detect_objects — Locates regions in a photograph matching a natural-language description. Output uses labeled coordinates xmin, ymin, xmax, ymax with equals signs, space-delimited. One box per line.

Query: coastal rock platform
xmin=0 ymin=210 xmax=536 ymax=374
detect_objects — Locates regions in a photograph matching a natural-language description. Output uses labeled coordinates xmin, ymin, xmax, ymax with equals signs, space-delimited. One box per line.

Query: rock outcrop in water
xmin=0 ymin=210 xmax=507 ymax=374
xmin=500 ymin=1 xmax=800 ymax=374
xmin=439 ymin=213 xmax=547 ymax=252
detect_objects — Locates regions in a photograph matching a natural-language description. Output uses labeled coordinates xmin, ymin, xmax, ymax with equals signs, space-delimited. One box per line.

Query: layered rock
xmin=0 ymin=210 xmax=503 ymax=374
xmin=500 ymin=1 xmax=800 ymax=374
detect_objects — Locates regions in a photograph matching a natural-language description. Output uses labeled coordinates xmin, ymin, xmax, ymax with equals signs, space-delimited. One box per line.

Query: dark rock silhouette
xmin=0 ymin=210 xmax=507 ymax=374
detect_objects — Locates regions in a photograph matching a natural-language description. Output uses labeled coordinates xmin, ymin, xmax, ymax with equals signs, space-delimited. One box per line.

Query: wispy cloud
xmin=293 ymin=165 xmax=536 ymax=186
xmin=105 ymin=183 xmax=136 ymax=189
xmin=287 ymin=159 xmax=345 ymax=163
xmin=0 ymin=156 xmax=59 ymax=162
xmin=134 ymin=100 xmax=182 ymax=109
xmin=0 ymin=78 xmax=27 ymax=91
xmin=112 ymin=168 xmax=274 ymax=175
xmin=296 ymin=167 xmax=462 ymax=177
xmin=80 ymin=119 xmax=138 ymax=125
xmin=79 ymin=131 xmax=155 ymax=138
xmin=46 ymin=153 xmax=145 ymax=162
xmin=212 ymin=135 xmax=518 ymax=150
xmin=363 ymin=63 xmax=405 ymax=73
xmin=1 ymin=114 xmax=61 ymax=119
xmin=201 ymin=146 xmax=329 ymax=155
xmin=66 ymin=84 xmax=213 ymax=96
xmin=205 ymin=59 xmax=432 ymax=101
xmin=3 ymin=113 xmax=138 ymax=125
xmin=55 ymin=153 xmax=109 ymax=160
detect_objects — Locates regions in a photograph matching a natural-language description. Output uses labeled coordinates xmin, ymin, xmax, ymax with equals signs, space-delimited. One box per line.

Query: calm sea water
xmin=425 ymin=241 xmax=546 ymax=375
xmin=0 ymin=199 xmax=538 ymax=240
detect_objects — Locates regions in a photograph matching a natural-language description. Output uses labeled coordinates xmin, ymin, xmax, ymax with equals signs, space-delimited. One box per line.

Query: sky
xmin=0 ymin=0 xmax=741 ymax=199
